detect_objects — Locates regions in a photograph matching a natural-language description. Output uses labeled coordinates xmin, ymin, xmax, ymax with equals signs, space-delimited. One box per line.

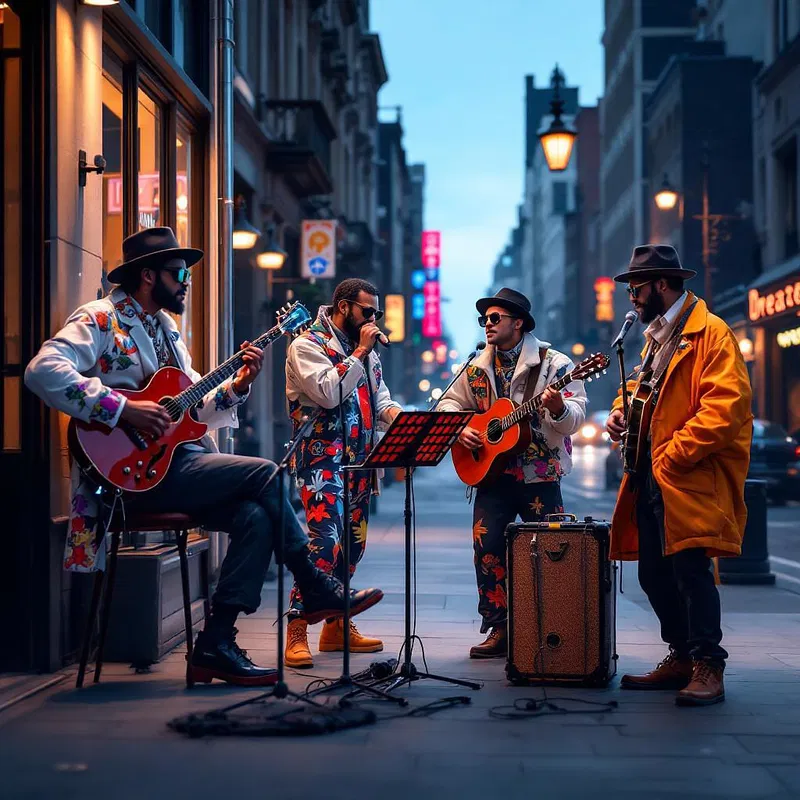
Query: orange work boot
xmin=318 ymin=618 xmax=384 ymax=653
xmin=284 ymin=618 xmax=313 ymax=669
xmin=620 ymin=651 xmax=693 ymax=690
xmin=676 ymin=660 xmax=725 ymax=707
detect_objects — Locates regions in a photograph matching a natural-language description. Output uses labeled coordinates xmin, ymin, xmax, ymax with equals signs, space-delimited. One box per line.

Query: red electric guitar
xmin=68 ymin=302 xmax=311 ymax=493
xmin=451 ymin=352 xmax=610 ymax=487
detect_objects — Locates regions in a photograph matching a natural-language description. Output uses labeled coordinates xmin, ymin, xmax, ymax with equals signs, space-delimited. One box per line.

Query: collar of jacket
xmin=110 ymin=287 xmax=180 ymax=337
xmin=471 ymin=331 xmax=551 ymax=397
xmin=637 ymin=292 xmax=707 ymax=359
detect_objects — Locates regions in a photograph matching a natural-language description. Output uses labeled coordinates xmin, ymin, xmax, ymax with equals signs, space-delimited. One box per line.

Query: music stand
xmin=352 ymin=410 xmax=482 ymax=693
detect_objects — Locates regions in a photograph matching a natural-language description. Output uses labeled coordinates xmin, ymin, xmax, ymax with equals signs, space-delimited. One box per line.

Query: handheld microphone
xmin=611 ymin=311 xmax=638 ymax=348
xmin=375 ymin=331 xmax=391 ymax=348
xmin=473 ymin=342 xmax=487 ymax=355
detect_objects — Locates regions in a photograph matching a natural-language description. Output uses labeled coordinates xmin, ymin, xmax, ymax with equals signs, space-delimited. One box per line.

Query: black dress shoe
xmin=298 ymin=568 xmax=384 ymax=625
xmin=189 ymin=629 xmax=279 ymax=687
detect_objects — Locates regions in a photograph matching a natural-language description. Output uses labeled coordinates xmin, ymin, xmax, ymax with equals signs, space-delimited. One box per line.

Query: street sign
xmin=301 ymin=220 xmax=337 ymax=279
xmin=421 ymin=231 xmax=441 ymax=269
xmin=385 ymin=294 xmax=405 ymax=342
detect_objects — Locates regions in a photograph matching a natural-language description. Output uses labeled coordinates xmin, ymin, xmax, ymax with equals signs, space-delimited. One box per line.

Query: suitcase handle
xmin=544 ymin=513 xmax=577 ymax=522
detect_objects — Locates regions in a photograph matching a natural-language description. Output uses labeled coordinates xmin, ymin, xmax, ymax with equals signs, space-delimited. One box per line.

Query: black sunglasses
xmin=350 ymin=300 xmax=384 ymax=321
xmin=626 ymin=282 xmax=651 ymax=299
xmin=162 ymin=266 xmax=191 ymax=285
xmin=478 ymin=312 xmax=517 ymax=328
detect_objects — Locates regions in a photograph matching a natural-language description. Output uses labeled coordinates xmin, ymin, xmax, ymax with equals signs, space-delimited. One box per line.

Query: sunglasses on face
xmin=478 ymin=312 xmax=517 ymax=328
xmin=162 ymin=266 xmax=191 ymax=285
xmin=626 ymin=281 xmax=651 ymax=299
xmin=350 ymin=300 xmax=384 ymax=321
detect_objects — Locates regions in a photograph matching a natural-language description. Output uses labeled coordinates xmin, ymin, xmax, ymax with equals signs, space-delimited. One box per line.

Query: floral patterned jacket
xmin=437 ymin=333 xmax=588 ymax=483
xmin=285 ymin=306 xmax=401 ymax=481
xmin=24 ymin=288 xmax=247 ymax=572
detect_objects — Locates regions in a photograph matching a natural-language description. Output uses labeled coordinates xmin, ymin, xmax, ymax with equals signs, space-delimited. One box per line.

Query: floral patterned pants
xmin=288 ymin=466 xmax=372 ymax=617
xmin=472 ymin=476 xmax=564 ymax=633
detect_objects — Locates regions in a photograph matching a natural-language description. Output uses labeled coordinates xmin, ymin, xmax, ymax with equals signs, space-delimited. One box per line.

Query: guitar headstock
xmin=276 ymin=302 xmax=311 ymax=338
xmin=571 ymin=352 xmax=611 ymax=383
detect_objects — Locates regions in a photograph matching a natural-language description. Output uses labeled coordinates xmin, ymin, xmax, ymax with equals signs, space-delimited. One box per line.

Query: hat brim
xmin=107 ymin=246 xmax=204 ymax=284
xmin=613 ymin=267 xmax=697 ymax=283
xmin=475 ymin=296 xmax=535 ymax=331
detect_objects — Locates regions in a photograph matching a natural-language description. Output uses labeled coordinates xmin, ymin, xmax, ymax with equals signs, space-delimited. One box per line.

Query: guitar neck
xmin=502 ymin=371 xmax=575 ymax=430
xmin=174 ymin=327 xmax=283 ymax=410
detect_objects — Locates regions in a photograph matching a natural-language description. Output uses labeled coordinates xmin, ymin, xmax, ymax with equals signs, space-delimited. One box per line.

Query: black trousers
xmin=636 ymin=459 xmax=727 ymax=664
xmin=472 ymin=476 xmax=564 ymax=633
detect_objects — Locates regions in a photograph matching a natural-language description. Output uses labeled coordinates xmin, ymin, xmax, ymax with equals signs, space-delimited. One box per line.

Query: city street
xmin=2 ymin=450 xmax=800 ymax=799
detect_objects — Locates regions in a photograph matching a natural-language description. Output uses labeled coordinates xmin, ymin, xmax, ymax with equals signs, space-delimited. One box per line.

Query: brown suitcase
xmin=506 ymin=514 xmax=617 ymax=686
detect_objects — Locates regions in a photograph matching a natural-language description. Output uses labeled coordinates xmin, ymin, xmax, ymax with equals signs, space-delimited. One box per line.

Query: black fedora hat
xmin=107 ymin=227 xmax=204 ymax=284
xmin=475 ymin=287 xmax=535 ymax=332
xmin=613 ymin=244 xmax=697 ymax=283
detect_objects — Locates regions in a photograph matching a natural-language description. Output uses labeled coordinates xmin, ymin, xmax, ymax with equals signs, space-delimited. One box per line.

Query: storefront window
xmin=102 ymin=56 xmax=124 ymax=288
xmin=2 ymin=4 xmax=21 ymax=452
xmin=137 ymin=86 xmax=162 ymax=230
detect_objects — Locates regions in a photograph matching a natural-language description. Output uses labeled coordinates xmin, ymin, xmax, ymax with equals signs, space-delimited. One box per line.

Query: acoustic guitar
xmin=68 ymin=302 xmax=311 ymax=493
xmin=621 ymin=378 xmax=656 ymax=477
xmin=452 ymin=352 xmax=610 ymax=487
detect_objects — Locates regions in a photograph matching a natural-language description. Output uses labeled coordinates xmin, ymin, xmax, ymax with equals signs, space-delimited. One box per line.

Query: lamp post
xmin=232 ymin=196 xmax=261 ymax=250
xmin=538 ymin=65 xmax=577 ymax=172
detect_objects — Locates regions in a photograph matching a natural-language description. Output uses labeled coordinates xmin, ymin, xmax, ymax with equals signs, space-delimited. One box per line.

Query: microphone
xmin=375 ymin=330 xmax=391 ymax=348
xmin=611 ymin=311 xmax=638 ymax=348
xmin=473 ymin=342 xmax=487 ymax=355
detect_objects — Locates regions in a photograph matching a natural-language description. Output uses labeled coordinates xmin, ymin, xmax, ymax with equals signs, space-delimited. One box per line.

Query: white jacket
xmin=25 ymin=288 xmax=247 ymax=571
xmin=437 ymin=333 xmax=587 ymax=483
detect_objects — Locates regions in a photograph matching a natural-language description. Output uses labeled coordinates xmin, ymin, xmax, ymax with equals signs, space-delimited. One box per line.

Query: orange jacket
xmin=610 ymin=294 xmax=753 ymax=560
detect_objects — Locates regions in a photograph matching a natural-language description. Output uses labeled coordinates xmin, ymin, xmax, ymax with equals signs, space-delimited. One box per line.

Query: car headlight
xmin=580 ymin=424 xmax=597 ymax=440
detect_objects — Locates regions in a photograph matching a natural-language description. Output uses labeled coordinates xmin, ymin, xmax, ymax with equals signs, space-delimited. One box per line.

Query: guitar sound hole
xmin=159 ymin=397 xmax=180 ymax=423
xmin=486 ymin=419 xmax=503 ymax=444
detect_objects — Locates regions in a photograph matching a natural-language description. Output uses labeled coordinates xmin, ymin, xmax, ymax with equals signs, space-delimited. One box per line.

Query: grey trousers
xmin=132 ymin=448 xmax=309 ymax=613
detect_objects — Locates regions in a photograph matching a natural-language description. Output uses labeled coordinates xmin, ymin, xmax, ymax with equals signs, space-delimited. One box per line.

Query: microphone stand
xmin=427 ymin=345 xmax=484 ymax=414
xmin=616 ymin=338 xmax=630 ymax=424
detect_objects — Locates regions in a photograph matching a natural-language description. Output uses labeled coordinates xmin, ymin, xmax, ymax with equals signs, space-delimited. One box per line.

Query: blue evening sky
xmin=372 ymin=0 xmax=604 ymax=356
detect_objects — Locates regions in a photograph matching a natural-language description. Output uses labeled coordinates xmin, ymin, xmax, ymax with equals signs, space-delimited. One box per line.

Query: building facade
xmin=600 ymin=0 xmax=697 ymax=328
xmin=746 ymin=0 xmax=800 ymax=435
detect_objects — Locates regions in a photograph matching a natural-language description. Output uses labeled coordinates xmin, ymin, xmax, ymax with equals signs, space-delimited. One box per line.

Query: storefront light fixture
xmin=177 ymin=193 xmax=188 ymax=212
xmin=538 ymin=65 xmax=577 ymax=172
xmin=232 ymin=196 xmax=261 ymax=250
xmin=654 ymin=174 xmax=679 ymax=211
xmin=256 ymin=226 xmax=287 ymax=270
xmin=79 ymin=0 xmax=121 ymax=6
xmin=738 ymin=337 xmax=754 ymax=356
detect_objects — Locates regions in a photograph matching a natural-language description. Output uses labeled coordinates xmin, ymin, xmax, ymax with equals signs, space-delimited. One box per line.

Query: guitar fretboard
xmin=173 ymin=327 xmax=284 ymax=411
xmin=501 ymin=371 xmax=576 ymax=431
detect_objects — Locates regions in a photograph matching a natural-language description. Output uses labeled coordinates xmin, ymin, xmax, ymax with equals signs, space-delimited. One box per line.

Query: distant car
xmin=573 ymin=410 xmax=613 ymax=448
xmin=748 ymin=420 xmax=799 ymax=505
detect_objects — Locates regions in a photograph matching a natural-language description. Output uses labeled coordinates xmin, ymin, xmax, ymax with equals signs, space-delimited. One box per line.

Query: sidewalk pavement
xmin=3 ymin=463 xmax=800 ymax=799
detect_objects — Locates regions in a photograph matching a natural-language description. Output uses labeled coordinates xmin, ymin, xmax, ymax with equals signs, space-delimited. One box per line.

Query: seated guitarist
xmin=605 ymin=244 xmax=752 ymax=707
xmin=438 ymin=288 xmax=587 ymax=658
xmin=24 ymin=227 xmax=383 ymax=687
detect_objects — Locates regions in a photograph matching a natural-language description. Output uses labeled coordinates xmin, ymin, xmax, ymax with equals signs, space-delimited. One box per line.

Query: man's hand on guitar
xmin=541 ymin=386 xmax=566 ymax=417
xmin=120 ymin=400 xmax=173 ymax=438
xmin=606 ymin=408 xmax=627 ymax=442
xmin=232 ymin=340 xmax=264 ymax=394
xmin=458 ymin=426 xmax=483 ymax=451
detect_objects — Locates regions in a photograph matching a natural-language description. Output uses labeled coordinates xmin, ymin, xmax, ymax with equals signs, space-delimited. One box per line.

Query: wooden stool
xmin=76 ymin=512 xmax=206 ymax=689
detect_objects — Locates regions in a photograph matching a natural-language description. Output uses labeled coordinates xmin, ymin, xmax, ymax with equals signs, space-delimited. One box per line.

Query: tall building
xmin=520 ymin=69 xmax=579 ymax=345
xmin=600 ymin=0 xmax=697 ymax=322
xmin=745 ymin=0 xmax=800 ymax=435
xmin=404 ymin=163 xmax=427 ymax=400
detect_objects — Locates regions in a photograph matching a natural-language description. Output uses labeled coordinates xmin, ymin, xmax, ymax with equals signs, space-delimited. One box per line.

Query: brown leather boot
xmin=676 ymin=661 xmax=725 ymax=706
xmin=469 ymin=627 xmax=507 ymax=659
xmin=620 ymin=651 xmax=693 ymax=690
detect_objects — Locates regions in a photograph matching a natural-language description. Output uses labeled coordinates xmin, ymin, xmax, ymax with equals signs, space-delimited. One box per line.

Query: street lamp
xmin=232 ymin=196 xmax=261 ymax=250
xmin=571 ymin=342 xmax=586 ymax=357
xmin=654 ymin=174 xmax=679 ymax=211
xmin=256 ymin=225 xmax=287 ymax=270
xmin=538 ymin=65 xmax=577 ymax=172
xmin=738 ymin=337 xmax=754 ymax=357
xmin=79 ymin=0 xmax=120 ymax=5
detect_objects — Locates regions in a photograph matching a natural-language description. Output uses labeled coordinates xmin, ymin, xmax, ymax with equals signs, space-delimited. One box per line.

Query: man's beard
xmin=154 ymin=275 xmax=185 ymax=315
xmin=639 ymin=289 xmax=666 ymax=324
xmin=342 ymin=308 xmax=362 ymax=342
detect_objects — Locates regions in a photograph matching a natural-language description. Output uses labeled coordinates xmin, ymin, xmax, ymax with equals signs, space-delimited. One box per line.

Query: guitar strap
xmin=522 ymin=347 xmax=549 ymax=405
xmin=649 ymin=300 xmax=698 ymax=394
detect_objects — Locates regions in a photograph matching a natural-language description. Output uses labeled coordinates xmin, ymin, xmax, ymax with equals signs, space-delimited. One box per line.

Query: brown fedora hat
xmin=613 ymin=244 xmax=697 ymax=283
xmin=107 ymin=227 xmax=204 ymax=284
